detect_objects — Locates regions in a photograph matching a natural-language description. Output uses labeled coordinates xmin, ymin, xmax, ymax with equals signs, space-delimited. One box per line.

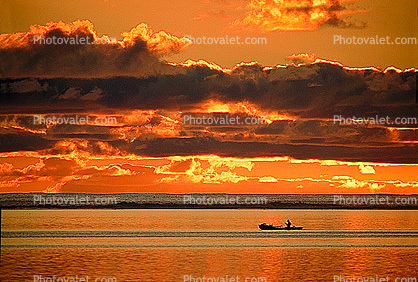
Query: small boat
xmin=259 ymin=223 xmax=303 ymax=230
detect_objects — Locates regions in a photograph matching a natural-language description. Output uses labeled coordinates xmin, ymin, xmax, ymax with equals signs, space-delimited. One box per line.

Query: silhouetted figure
xmin=285 ymin=219 xmax=292 ymax=228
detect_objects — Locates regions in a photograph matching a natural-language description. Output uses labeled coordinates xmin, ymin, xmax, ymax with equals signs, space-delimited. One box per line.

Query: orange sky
xmin=1 ymin=0 xmax=416 ymax=68
xmin=1 ymin=151 xmax=418 ymax=194
xmin=0 ymin=0 xmax=416 ymax=194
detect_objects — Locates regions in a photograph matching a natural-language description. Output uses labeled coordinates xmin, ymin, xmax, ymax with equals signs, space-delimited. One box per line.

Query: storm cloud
xmin=0 ymin=21 xmax=416 ymax=165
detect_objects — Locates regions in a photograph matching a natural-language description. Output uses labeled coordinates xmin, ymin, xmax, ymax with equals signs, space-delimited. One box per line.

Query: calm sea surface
xmin=1 ymin=209 xmax=417 ymax=281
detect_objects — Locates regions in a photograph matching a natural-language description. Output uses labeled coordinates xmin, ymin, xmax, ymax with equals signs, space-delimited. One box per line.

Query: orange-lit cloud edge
xmin=1 ymin=20 xmax=416 ymax=76
xmin=0 ymin=20 xmax=417 ymax=194
xmin=1 ymin=141 xmax=417 ymax=194
xmin=168 ymin=54 xmax=417 ymax=75
xmin=0 ymin=20 xmax=192 ymax=53
xmin=198 ymin=0 xmax=369 ymax=33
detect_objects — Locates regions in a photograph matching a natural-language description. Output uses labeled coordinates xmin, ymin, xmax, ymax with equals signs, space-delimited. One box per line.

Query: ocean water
xmin=1 ymin=209 xmax=417 ymax=281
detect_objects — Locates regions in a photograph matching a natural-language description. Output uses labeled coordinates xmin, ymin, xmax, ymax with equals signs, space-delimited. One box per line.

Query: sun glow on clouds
xmin=170 ymin=54 xmax=417 ymax=76
xmin=102 ymin=100 xmax=288 ymax=142
xmin=229 ymin=0 xmax=367 ymax=32
xmin=1 ymin=149 xmax=417 ymax=193
xmin=0 ymin=20 xmax=193 ymax=78
xmin=359 ymin=164 xmax=375 ymax=174
xmin=167 ymin=60 xmax=260 ymax=74
xmin=157 ymin=156 xmax=254 ymax=184
xmin=120 ymin=23 xmax=192 ymax=53
xmin=287 ymin=53 xmax=418 ymax=73
xmin=145 ymin=155 xmax=416 ymax=191
xmin=0 ymin=20 xmax=192 ymax=54
xmin=0 ymin=19 xmax=416 ymax=194
xmin=194 ymin=100 xmax=295 ymax=123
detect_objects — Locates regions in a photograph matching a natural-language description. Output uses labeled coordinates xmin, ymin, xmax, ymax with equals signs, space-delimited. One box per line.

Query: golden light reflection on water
xmin=1 ymin=209 xmax=417 ymax=281
xmin=3 ymin=210 xmax=418 ymax=231
xmin=1 ymin=248 xmax=417 ymax=281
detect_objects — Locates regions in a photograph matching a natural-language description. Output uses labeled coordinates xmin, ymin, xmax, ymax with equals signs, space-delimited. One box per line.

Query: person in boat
xmin=285 ymin=219 xmax=292 ymax=228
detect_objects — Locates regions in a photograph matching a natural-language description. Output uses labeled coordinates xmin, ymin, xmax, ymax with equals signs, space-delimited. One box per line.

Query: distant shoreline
xmin=1 ymin=193 xmax=417 ymax=210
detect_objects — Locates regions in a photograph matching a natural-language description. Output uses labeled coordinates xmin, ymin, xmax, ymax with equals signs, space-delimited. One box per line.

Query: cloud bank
xmin=0 ymin=21 xmax=416 ymax=194
xmin=0 ymin=20 xmax=191 ymax=78
xmin=198 ymin=0 xmax=368 ymax=32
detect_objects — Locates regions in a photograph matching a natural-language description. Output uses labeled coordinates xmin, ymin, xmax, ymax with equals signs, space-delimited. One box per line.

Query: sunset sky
xmin=0 ymin=0 xmax=416 ymax=194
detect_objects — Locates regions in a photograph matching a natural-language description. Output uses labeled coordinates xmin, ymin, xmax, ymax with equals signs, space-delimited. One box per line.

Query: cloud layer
xmin=198 ymin=0 xmax=368 ymax=32
xmin=0 ymin=20 xmax=191 ymax=78
xmin=0 ymin=48 xmax=416 ymax=164
xmin=0 ymin=20 xmax=416 ymax=193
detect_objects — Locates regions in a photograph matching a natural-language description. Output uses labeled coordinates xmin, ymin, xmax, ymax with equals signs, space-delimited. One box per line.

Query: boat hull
xmin=259 ymin=224 xmax=303 ymax=230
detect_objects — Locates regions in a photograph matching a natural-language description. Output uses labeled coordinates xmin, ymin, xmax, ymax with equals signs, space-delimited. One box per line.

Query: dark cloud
xmin=0 ymin=20 xmax=191 ymax=78
xmin=1 ymin=64 xmax=416 ymax=119
xmin=0 ymin=21 xmax=416 ymax=164
xmin=118 ymin=137 xmax=417 ymax=164
xmin=0 ymin=133 xmax=54 ymax=152
xmin=325 ymin=16 xmax=367 ymax=29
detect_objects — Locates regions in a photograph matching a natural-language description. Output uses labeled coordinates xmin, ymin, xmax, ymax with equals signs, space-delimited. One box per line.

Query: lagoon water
xmin=1 ymin=209 xmax=418 ymax=281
